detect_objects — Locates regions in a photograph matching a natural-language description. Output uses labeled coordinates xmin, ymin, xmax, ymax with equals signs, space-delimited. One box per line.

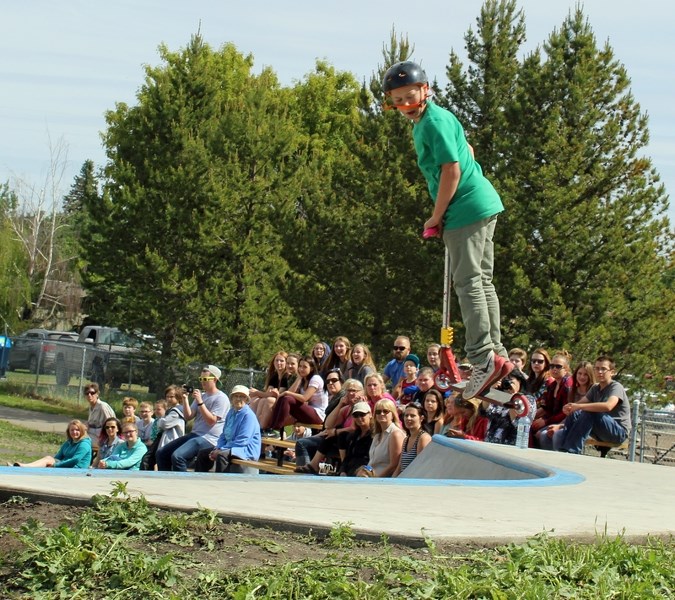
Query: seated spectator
xmin=321 ymin=336 xmax=353 ymax=378
xmin=338 ymin=402 xmax=374 ymax=476
xmin=422 ymin=388 xmax=444 ymax=435
xmin=293 ymin=370 xmax=347 ymax=468
xmin=91 ymin=417 xmax=124 ymax=468
xmin=508 ymin=348 xmax=528 ymax=374
xmin=532 ymin=353 xmax=573 ymax=447
xmin=383 ymin=335 xmax=411 ymax=391
xmin=85 ymin=383 xmax=116 ymax=443
xmin=426 ymin=343 xmax=441 ymax=370
xmin=98 ymin=422 xmax=147 ymax=470
xmin=570 ymin=361 xmax=596 ymax=402
xmin=525 ymin=348 xmax=553 ymax=410
xmin=282 ymin=423 xmax=312 ymax=462
xmin=157 ymin=386 xmax=186 ymax=446
xmin=121 ymin=396 xmax=142 ymax=429
xmin=137 ymin=401 xmax=155 ymax=446
xmin=395 ymin=354 xmax=420 ymax=399
xmin=445 ymin=397 xmax=488 ymax=441
xmin=13 ymin=420 xmax=92 ymax=469
xmin=482 ymin=368 xmax=529 ymax=446
xmin=556 ymin=356 xmax=632 ymax=454
xmin=346 ymin=343 xmax=376 ymax=384
xmin=364 ymin=372 xmax=395 ymax=412
xmin=256 ymin=352 xmax=299 ymax=433
xmin=142 ymin=386 xmax=186 ymax=470
xmin=396 ymin=366 xmax=436 ymax=412
xmin=294 ymin=379 xmax=364 ymax=474
xmin=249 ymin=351 xmax=290 ymax=430
xmin=269 ymin=356 xmax=327 ymax=431
xmin=196 ymin=385 xmax=262 ymax=473
xmin=322 ymin=368 xmax=346 ymax=418
xmin=311 ymin=341 xmax=331 ymax=373
xmin=437 ymin=391 xmax=462 ymax=435
xmin=140 ymin=400 xmax=166 ymax=471
xmin=156 ymin=365 xmax=229 ymax=471
xmin=150 ymin=400 xmax=167 ymax=443
xmin=393 ymin=403 xmax=432 ymax=476
xmin=356 ymin=399 xmax=404 ymax=478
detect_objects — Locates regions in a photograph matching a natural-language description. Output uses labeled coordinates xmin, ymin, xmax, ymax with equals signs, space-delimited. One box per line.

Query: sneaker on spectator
xmin=462 ymin=351 xmax=504 ymax=399
xmin=262 ymin=428 xmax=280 ymax=439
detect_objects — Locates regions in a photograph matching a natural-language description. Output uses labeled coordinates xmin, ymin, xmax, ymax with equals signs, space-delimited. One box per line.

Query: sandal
xmin=294 ymin=464 xmax=317 ymax=475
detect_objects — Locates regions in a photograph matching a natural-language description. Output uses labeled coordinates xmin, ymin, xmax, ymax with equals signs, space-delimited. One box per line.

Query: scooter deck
xmin=445 ymin=380 xmax=513 ymax=405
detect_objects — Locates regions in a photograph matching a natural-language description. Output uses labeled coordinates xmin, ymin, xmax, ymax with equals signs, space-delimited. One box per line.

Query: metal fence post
xmin=639 ymin=402 xmax=647 ymax=463
xmin=78 ymin=345 xmax=87 ymax=403
xmin=628 ymin=399 xmax=639 ymax=462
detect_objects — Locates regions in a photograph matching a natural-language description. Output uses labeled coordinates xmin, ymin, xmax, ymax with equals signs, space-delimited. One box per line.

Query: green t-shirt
xmin=412 ymin=101 xmax=503 ymax=230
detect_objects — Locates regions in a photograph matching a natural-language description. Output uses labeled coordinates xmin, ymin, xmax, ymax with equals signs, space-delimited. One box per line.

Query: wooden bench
xmin=261 ymin=437 xmax=296 ymax=449
xmin=231 ymin=457 xmax=297 ymax=475
xmin=585 ymin=437 xmax=629 ymax=458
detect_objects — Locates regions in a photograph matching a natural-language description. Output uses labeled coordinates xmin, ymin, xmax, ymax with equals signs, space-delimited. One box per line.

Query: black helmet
xmin=382 ymin=61 xmax=428 ymax=93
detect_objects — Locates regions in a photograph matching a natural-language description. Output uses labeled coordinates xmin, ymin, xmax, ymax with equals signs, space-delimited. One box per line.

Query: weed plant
xmin=0 ymin=485 xmax=673 ymax=599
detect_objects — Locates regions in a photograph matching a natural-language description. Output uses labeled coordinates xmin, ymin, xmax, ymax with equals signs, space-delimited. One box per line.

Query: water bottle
xmin=515 ymin=413 xmax=532 ymax=449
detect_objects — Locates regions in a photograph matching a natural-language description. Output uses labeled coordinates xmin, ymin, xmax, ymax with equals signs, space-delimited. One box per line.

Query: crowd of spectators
xmin=8 ymin=336 xmax=632 ymax=476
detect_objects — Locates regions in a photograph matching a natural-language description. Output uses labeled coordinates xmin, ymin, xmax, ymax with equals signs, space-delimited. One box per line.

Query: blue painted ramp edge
xmin=0 ymin=437 xmax=584 ymax=488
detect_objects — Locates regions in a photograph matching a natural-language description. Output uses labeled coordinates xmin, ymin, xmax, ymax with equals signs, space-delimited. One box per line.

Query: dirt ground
xmin=0 ymin=496 xmax=483 ymax=573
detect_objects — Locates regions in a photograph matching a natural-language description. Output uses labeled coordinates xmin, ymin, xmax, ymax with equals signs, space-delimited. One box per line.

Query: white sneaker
xmin=462 ymin=352 xmax=504 ymax=399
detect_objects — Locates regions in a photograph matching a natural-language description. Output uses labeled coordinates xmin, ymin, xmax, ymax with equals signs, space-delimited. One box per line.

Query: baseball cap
xmin=351 ymin=401 xmax=371 ymax=416
xmin=404 ymin=354 xmax=420 ymax=368
xmin=230 ymin=385 xmax=249 ymax=398
xmin=205 ymin=365 xmax=221 ymax=380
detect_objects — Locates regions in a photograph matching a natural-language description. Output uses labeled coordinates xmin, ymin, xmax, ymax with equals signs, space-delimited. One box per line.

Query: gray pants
xmin=443 ymin=215 xmax=505 ymax=365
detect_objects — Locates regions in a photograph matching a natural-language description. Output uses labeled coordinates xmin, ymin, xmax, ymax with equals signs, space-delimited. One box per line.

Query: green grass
xmin=0 ymin=420 xmax=65 ymax=464
xmin=1 ymin=484 xmax=673 ymax=599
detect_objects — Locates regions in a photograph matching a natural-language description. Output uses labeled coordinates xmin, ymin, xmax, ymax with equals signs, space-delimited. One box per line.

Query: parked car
xmin=8 ymin=329 xmax=78 ymax=374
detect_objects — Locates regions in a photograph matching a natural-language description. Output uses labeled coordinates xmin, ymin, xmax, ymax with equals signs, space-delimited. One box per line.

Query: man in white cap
xmin=195 ymin=385 xmax=262 ymax=473
xmin=156 ymin=365 xmax=229 ymax=471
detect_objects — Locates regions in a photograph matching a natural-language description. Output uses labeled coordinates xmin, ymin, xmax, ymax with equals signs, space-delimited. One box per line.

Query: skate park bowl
xmin=395 ymin=435 xmax=584 ymax=486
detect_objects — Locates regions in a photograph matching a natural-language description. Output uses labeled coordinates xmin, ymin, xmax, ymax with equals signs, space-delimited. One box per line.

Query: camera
xmin=182 ymin=383 xmax=194 ymax=394
xmin=497 ymin=377 xmax=514 ymax=392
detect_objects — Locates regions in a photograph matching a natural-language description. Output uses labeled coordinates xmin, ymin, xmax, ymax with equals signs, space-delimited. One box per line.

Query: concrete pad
xmin=1 ymin=435 xmax=673 ymax=544
xmin=0 ymin=406 xmax=72 ymax=433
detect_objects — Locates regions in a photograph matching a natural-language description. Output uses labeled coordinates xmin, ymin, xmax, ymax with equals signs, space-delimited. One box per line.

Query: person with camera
xmin=155 ymin=365 xmax=229 ymax=471
xmin=481 ymin=368 xmax=530 ymax=446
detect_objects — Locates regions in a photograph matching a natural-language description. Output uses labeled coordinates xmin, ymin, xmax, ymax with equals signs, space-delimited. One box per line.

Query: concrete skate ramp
xmin=399 ymin=436 xmax=577 ymax=484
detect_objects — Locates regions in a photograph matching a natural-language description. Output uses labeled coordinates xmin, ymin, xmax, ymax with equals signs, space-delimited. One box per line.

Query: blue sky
xmin=1 ymin=0 xmax=673 ymax=221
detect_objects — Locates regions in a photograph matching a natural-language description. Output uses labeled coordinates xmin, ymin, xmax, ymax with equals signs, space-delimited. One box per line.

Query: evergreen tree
xmin=82 ymin=36 xmax=311 ymax=380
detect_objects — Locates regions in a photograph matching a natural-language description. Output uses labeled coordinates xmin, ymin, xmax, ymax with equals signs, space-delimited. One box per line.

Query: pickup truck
xmin=54 ymin=326 xmax=153 ymax=388
xmin=9 ymin=329 xmax=78 ymax=374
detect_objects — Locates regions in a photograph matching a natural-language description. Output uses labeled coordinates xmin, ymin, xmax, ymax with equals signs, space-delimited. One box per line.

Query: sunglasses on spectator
xmin=352 ymin=412 xmax=368 ymax=418
xmin=550 ymin=364 xmax=565 ymax=370
xmin=393 ymin=346 xmax=407 ymax=351
xmin=105 ymin=425 xmax=117 ymax=430
xmin=199 ymin=376 xmax=216 ymax=382
xmin=531 ymin=359 xmax=545 ymax=365
xmin=326 ymin=378 xmax=340 ymax=384
xmin=375 ymin=409 xmax=390 ymax=415
xmin=85 ymin=391 xmax=96 ymax=395
xmin=122 ymin=429 xmax=137 ymax=435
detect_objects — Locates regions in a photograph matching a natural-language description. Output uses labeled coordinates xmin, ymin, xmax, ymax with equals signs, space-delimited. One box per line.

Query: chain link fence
xmin=0 ymin=335 xmax=264 ymax=404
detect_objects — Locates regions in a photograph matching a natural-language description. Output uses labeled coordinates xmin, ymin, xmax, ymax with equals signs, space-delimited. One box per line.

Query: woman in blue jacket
xmin=195 ymin=385 xmax=262 ymax=473
xmin=13 ymin=420 xmax=92 ymax=468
